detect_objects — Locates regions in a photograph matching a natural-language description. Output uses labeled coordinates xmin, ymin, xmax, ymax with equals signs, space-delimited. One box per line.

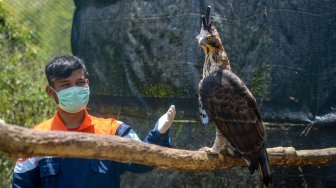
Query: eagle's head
xmin=196 ymin=6 xmax=223 ymax=53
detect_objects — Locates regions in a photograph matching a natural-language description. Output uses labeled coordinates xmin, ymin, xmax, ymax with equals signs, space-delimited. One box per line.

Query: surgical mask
xmin=53 ymin=86 xmax=90 ymax=113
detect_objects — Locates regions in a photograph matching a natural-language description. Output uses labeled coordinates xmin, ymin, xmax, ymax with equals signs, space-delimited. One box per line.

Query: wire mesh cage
xmin=1 ymin=0 xmax=336 ymax=187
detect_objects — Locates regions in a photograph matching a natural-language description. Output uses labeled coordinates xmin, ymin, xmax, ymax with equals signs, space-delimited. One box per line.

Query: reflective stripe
xmin=14 ymin=157 xmax=41 ymax=173
xmin=125 ymin=129 xmax=141 ymax=141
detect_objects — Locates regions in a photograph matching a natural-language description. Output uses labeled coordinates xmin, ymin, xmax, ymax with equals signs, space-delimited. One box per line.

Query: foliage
xmin=0 ymin=1 xmax=74 ymax=186
xmin=139 ymin=84 xmax=183 ymax=97
xmin=2 ymin=0 xmax=74 ymax=62
xmin=250 ymin=63 xmax=272 ymax=100
xmin=0 ymin=4 xmax=54 ymax=127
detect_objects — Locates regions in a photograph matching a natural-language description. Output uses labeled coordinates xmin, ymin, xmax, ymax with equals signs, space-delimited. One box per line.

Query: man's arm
xmin=115 ymin=123 xmax=169 ymax=173
xmin=116 ymin=105 xmax=176 ymax=173
xmin=12 ymin=158 xmax=41 ymax=188
xmin=118 ymin=105 xmax=175 ymax=147
xmin=145 ymin=105 xmax=176 ymax=147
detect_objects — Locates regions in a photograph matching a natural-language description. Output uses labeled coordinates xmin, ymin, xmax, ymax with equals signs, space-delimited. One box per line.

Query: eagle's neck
xmin=202 ymin=47 xmax=231 ymax=78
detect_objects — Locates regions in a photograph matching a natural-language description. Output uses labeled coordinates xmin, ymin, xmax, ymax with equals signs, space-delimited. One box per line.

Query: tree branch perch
xmin=0 ymin=123 xmax=335 ymax=171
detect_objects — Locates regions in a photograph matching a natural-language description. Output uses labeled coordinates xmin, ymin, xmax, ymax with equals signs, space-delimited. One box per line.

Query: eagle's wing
xmin=198 ymin=96 xmax=211 ymax=127
xmin=199 ymin=69 xmax=265 ymax=155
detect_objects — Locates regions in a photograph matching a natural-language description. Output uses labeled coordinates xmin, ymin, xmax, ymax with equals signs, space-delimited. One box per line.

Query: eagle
xmin=197 ymin=6 xmax=272 ymax=187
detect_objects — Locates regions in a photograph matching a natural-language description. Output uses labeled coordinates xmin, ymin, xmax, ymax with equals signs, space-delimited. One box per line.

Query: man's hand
xmin=154 ymin=105 xmax=176 ymax=134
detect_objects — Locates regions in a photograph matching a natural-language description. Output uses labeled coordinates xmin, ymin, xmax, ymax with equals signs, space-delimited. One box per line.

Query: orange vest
xmin=34 ymin=109 xmax=120 ymax=135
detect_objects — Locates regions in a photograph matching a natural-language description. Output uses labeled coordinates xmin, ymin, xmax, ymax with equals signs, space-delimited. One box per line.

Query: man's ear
xmin=46 ymin=85 xmax=59 ymax=104
xmin=86 ymin=79 xmax=89 ymax=86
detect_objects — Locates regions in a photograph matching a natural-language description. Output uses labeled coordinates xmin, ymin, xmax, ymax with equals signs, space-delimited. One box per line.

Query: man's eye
xmin=77 ymin=81 xmax=86 ymax=86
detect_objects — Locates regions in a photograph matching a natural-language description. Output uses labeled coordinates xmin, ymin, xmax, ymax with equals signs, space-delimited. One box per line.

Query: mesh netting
xmin=72 ymin=0 xmax=336 ymax=126
xmin=71 ymin=2 xmax=336 ymax=186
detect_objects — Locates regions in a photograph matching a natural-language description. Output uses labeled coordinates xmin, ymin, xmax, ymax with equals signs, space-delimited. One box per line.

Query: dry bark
xmin=0 ymin=123 xmax=335 ymax=171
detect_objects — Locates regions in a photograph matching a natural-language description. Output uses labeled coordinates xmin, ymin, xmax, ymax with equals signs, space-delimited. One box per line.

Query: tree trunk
xmin=0 ymin=123 xmax=335 ymax=171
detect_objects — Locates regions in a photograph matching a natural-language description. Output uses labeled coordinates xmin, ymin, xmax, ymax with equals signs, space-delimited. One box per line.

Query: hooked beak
xmin=196 ymin=35 xmax=204 ymax=46
xmin=196 ymin=31 xmax=209 ymax=47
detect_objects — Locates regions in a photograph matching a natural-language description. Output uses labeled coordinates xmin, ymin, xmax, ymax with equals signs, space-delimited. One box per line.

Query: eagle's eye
xmin=207 ymin=36 xmax=213 ymax=42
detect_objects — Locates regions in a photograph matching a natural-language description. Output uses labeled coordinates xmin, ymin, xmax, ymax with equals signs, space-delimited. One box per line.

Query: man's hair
xmin=45 ymin=55 xmax=89 ymax=87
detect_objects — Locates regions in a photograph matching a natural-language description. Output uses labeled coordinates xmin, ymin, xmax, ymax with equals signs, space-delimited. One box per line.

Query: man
xmin=12 ymin=55 xmax=176 ymax=188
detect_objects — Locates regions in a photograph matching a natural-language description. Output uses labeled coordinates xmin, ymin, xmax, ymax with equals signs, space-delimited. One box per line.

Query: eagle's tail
xmin=258 ymin=145 xmax=272 ymax=188
xmin=246 ymin=145 xmax=272 ymax=188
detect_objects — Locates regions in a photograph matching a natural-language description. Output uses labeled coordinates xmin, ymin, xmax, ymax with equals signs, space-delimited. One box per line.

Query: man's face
xmin=46 ymin=68 xmax=89 ymax=103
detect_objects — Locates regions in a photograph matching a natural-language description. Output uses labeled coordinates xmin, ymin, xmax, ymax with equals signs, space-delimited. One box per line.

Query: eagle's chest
xmin=204 ymin=66 xmax=220 ymax=77
xmin=202 ymin=54 xmax=224 ymax=78
xmin=199 ymin=71 xmax=248 ymax=117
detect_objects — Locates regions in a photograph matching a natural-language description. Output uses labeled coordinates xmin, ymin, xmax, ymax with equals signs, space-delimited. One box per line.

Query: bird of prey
xmin=197 ymin=6 xmax=272 ymax=187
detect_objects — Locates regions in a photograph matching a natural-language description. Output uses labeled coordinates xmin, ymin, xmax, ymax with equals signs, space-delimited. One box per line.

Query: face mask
xmin=53 ymin=86 xmax=90 ymax=113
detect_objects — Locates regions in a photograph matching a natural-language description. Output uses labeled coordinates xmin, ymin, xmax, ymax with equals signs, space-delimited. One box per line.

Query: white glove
xmin=154 ymin=105 xmax=176 ymax=134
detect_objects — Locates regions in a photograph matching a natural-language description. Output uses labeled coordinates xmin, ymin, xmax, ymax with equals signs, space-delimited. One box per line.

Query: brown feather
xmin=197 ymin=6 xmax=272 ymax=187
xmin=200 ymin=70 xmax=265 ymax=155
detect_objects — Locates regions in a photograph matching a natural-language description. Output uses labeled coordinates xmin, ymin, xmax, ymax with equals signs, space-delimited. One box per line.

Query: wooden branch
xmin=0 ymin=123 xmax=335 ymax=171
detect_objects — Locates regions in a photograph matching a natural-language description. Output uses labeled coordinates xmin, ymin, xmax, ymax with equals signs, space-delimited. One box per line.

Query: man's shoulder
xmin=90 ymin=115 xmax=124 ymax=135
xmin=33 ymin=118 xmax=53 ymax=130
xmin=90 ymin=115 xmax=119 ymax=125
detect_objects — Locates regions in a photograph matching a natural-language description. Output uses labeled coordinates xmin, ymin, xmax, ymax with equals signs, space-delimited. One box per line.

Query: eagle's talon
xmin=199 ymin=147 xmax=220 ymax=154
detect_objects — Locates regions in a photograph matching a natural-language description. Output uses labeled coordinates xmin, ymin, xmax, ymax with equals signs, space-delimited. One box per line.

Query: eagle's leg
xmin=223 ymin=139 xmax=242 ymax=158
xmin=200 ymin=127 xmax=225 ymax=154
